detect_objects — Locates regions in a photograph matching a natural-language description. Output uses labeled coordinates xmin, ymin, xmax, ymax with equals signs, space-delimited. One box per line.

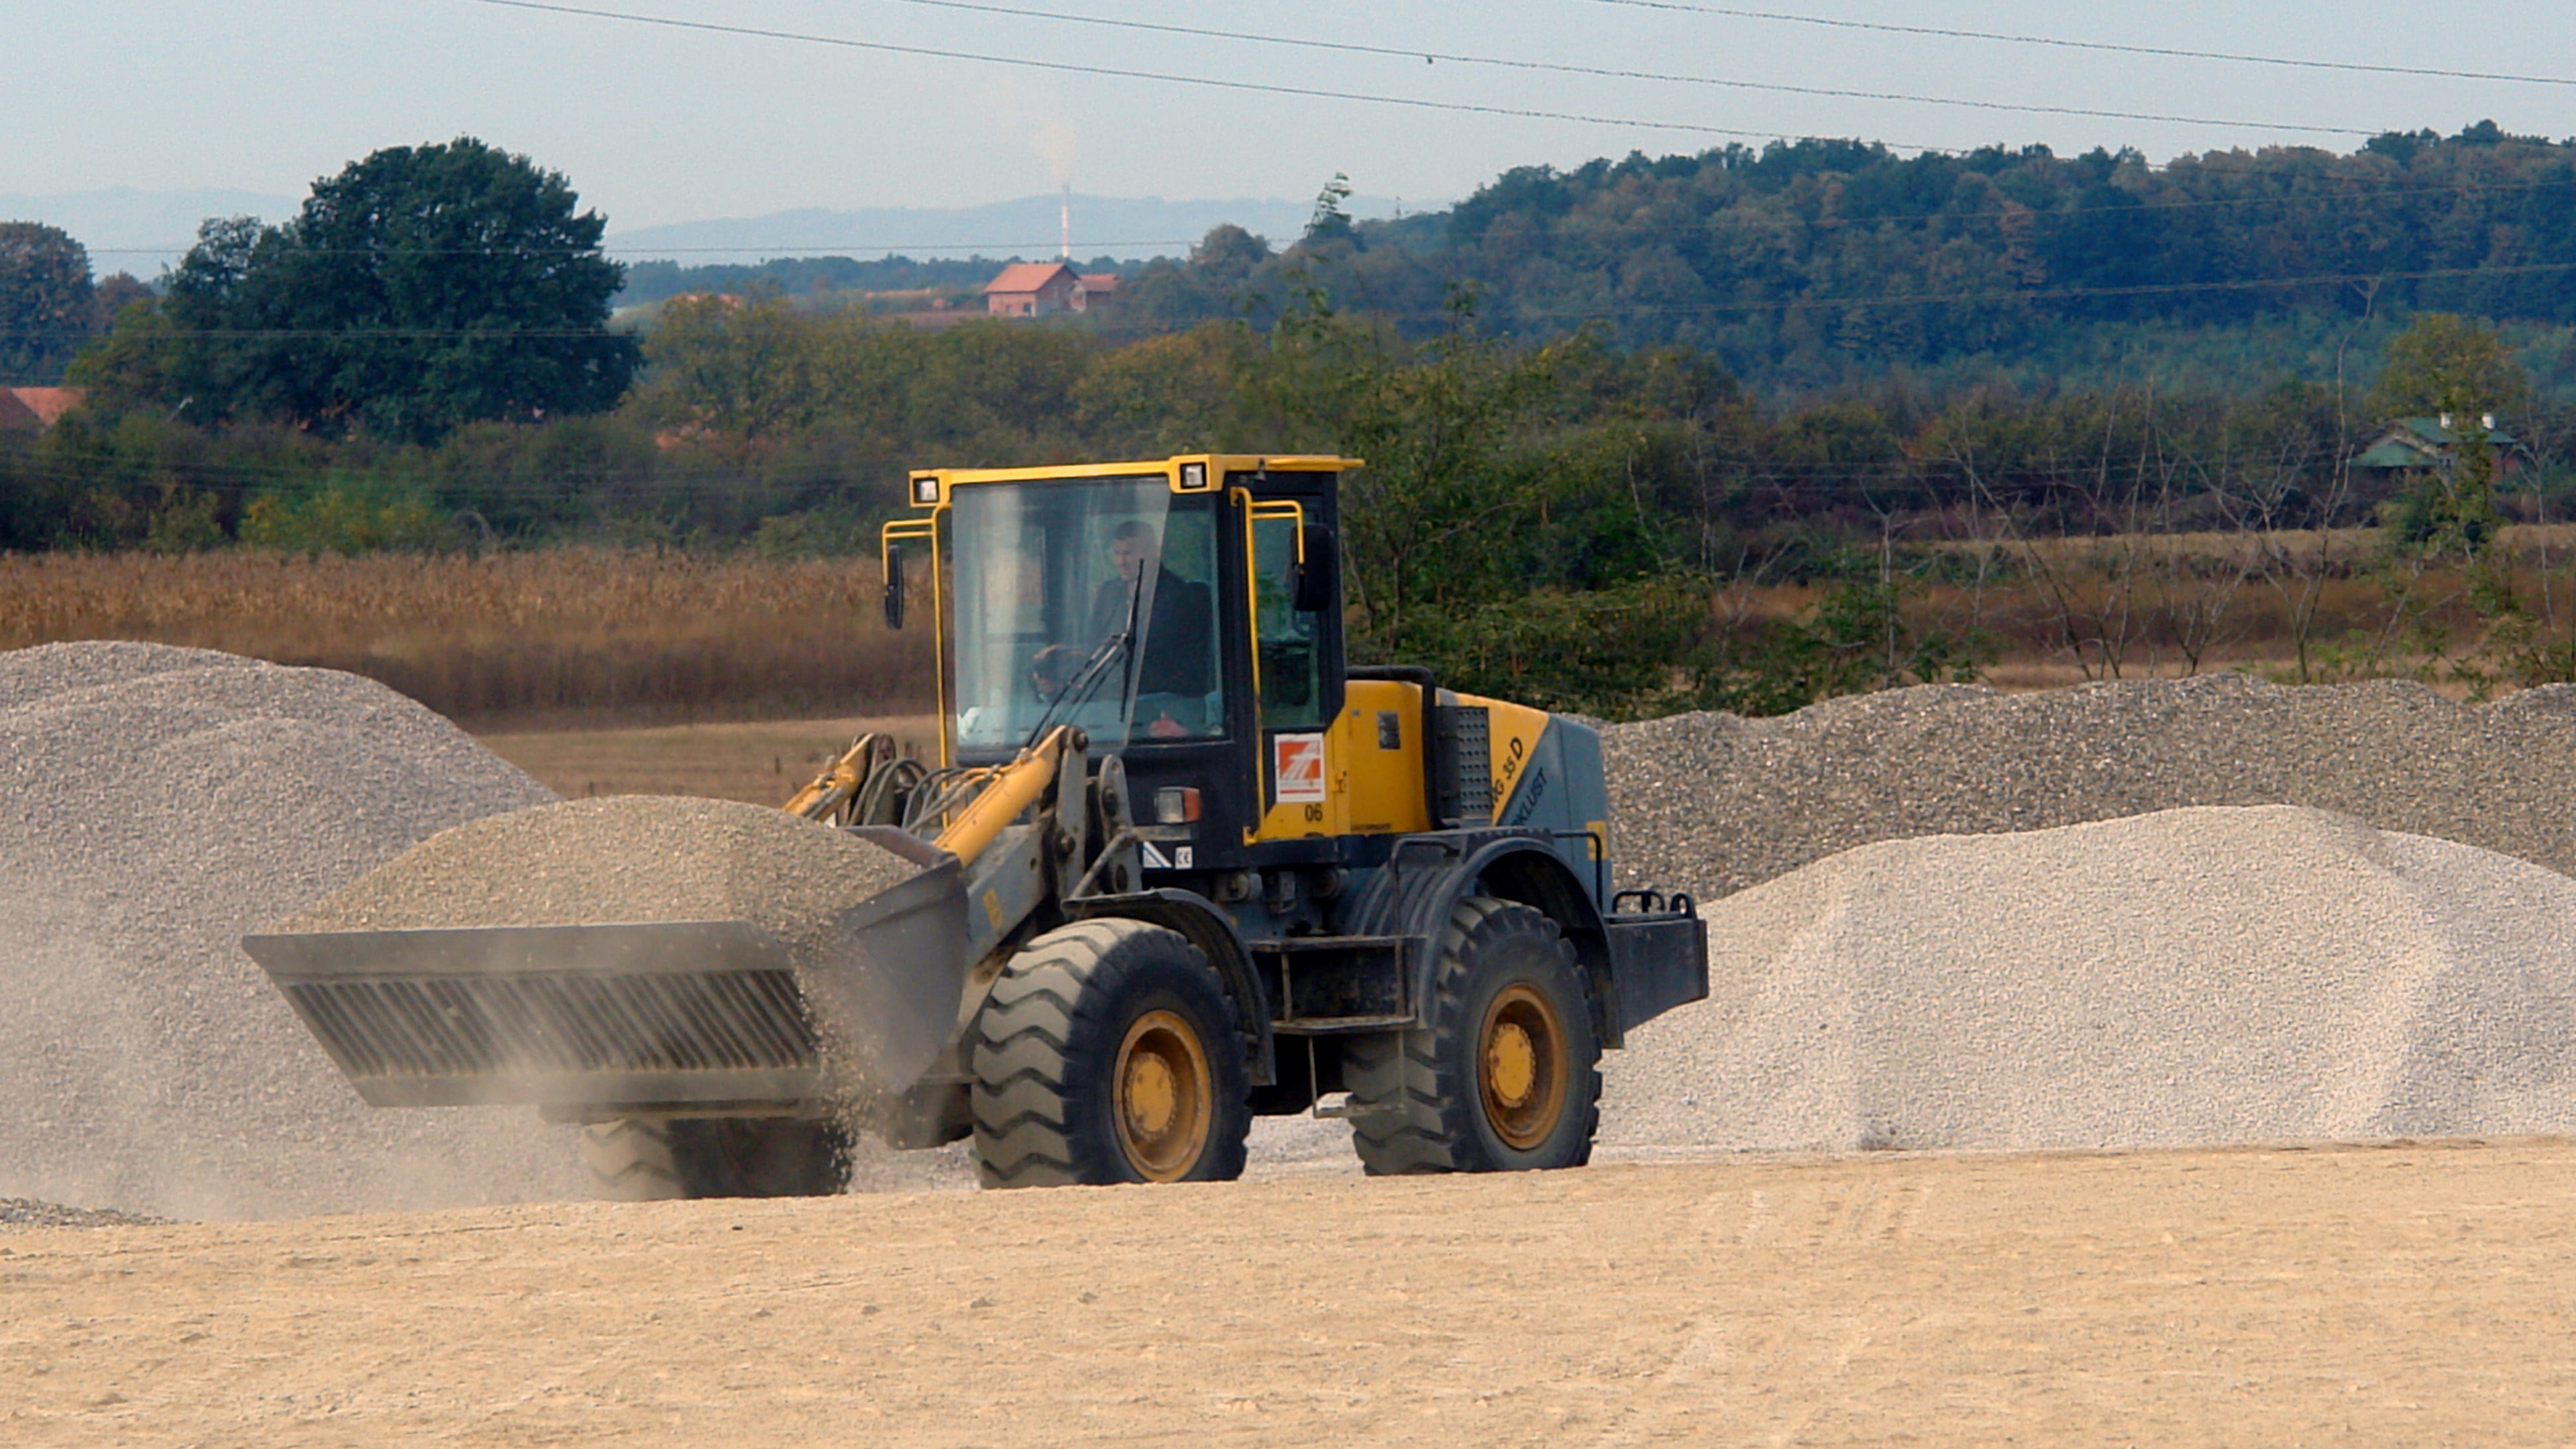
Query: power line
xmin=1380 ymin=258 xmax=2576 ymax=322
xmin=854 ymin=0 xmax=2367 ymax=138
xmin=11 ymin=254 xmax=2576 ymax=343
xmin=0 ymin=446 xmax=910 ymax=493
xmin=83 ymin=239 xmax=1206 ymax=256
xmin=1241 ymin=261 xmax=2576 ymax=327
xmin=1574 ymin=0 xmax=2576 ymax=89
xmin=458 ymin=0 xmax=1900 ymax=148
xmin=74 ymin=172 xmax=2576 ymax=265
xmin=0 ymin=440 xmax=2390 ymax=500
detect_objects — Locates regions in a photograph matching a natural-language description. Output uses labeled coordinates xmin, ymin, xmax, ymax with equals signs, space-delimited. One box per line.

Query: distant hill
xmin=0 ymin=186 xmax=1416 ymax=290
xmin=615 ymin=255 xmax=1031 ymax=309
xmin=0 ymin=187 xmax=297 ymax=278
xmin=602 ymin=192 xmax=1406 ymax=268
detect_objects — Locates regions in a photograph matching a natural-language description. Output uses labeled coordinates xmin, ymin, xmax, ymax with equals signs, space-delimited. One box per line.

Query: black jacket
xmin=1090 ymin=566 xmax=1214 ymax=697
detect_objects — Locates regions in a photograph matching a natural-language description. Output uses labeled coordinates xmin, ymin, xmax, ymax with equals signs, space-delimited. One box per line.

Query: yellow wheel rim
xmin=1479 ymin=983 xmax=1568 ymax=1152
xmin=1114 ymin=1010 xmax=1214 ymax=1181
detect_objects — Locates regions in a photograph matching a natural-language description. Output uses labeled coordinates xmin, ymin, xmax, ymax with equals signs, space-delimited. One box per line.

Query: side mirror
xmin=1291 ymin=524 xmax=1337 ymax=614
xmin=883 ymin=546 xmax=906 ymax=631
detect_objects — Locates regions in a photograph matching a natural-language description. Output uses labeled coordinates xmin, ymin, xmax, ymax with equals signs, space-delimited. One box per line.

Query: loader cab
xmin=887 ymin=455 xmax=1359 ymax=872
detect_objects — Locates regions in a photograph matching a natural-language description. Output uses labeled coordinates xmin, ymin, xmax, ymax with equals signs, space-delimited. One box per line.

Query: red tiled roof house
xmin=983 ymin=262 xmax=1081 ymax=317
xmin=0 ymin=388 xmax=82 ymax=433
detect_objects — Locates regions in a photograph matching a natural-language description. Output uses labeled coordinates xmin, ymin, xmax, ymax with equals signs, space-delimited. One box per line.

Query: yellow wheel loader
xmin=244 ymin=455 xmax=1707 ymax=1194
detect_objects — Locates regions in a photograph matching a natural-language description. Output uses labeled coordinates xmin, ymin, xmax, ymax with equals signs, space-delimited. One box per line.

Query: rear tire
xmin=1346 ymin=897 xmax=1601 ymax=1175
xmin=969 ymin=919 xmax=1252 ymax=1188
xmin=580 ymin=1117 xmax=851 ymax=1200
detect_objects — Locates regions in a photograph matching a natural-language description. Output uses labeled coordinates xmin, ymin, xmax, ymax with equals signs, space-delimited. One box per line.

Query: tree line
xmin=1117 ymin=123 xmax=2576 ymax=396
xmin=11 ymin=132 xmax=2576 ymax=716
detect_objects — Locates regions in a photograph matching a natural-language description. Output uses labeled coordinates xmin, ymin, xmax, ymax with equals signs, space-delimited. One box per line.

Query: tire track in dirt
xmin=1597 ymin=1177 xmax=1927 ymax=1446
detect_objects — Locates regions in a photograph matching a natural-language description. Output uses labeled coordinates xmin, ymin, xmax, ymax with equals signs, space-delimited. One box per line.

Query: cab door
xmin=1238 ymin=472 xmax=1346 ymax=843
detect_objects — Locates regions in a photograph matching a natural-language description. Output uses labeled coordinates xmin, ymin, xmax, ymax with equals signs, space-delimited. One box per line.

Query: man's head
xmin=1110 ymin=520 xmax=1159 ymax=584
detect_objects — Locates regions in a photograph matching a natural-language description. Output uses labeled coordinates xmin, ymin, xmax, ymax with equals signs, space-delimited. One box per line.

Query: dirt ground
xmin=478 ymin=714 xmax=938 ymax=806
xmin=8 ymin=1138 xmax=2575 ymax=1447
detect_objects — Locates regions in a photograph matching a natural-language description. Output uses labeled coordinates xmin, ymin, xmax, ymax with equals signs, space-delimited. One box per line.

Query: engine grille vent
xmin=1437 ymin=704 xmax=1494 ymax=828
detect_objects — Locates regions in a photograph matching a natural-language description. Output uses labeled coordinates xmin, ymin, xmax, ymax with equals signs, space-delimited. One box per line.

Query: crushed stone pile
xmin=1604 ymin=674 xmax=2576 ymax=901
xmin=22 ymin=643 xmax=2576 ymax=1208
xmin=280 ymin=795 xmax=917 ymax=947
xmin=1597 ymin=806 xmax=2576 ymax=1155
xmin=0 ymin=642 xmax=578 ymax=1220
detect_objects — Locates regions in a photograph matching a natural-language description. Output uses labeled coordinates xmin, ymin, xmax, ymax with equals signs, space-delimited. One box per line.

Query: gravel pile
xmin=23 ymin=644 xmax=2576 ymax=1207
xmin=1604 ymin=675 xmax=2576 ymax=900
xmin=1597 ymin=806 xmax=2576 ymax=1155
xmin=281 ymin=796 xmax=916 ymax=946
xmin=280 ymin=795 xmax=928 ymax=1093
xmin=0 ymin=642 xmax=578 ymax=1220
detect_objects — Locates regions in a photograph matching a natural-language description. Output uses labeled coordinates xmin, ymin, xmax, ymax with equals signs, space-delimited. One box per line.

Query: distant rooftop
xmin=2352 ymin=415 xmax=2521 ymax=471
xmin=0 ymin=388 xmax=82 ymax=431
xmin=983 ymin=262 xmax=1076 ymax=296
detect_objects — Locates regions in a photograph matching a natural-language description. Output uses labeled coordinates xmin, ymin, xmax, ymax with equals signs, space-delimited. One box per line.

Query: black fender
xmin=1063 ymin=888 xmax=1277 ymax=1086
xmin=1341 ymin=831 xmax=1627 ymax=1049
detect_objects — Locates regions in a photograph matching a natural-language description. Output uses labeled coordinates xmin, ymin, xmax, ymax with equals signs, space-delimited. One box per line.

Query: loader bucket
xmin=243 ymin=845 xmax=969 ymax=1114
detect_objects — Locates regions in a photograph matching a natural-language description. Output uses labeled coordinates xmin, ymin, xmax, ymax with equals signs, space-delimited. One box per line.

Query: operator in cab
xmin=1032 ymin=519 xmax=1214 ymax=740
xmin=1092 ymin=521 xmax=1213 ymax=739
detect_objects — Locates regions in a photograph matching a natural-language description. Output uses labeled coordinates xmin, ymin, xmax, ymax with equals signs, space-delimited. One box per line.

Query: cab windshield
xmin=947 ymin=477 xmax=1226 ymax=752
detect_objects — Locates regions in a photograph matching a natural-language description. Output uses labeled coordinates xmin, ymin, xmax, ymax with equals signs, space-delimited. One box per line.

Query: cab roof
xmin=904 ymin=454 xmax=1363 ymax=508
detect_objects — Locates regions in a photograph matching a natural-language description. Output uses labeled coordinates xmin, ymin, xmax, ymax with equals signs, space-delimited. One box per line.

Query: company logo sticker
xmin=1274 ymin=733 xmax=1327 ymax=804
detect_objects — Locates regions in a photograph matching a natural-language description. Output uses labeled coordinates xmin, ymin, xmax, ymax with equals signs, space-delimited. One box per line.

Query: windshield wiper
xmin=1022 ymin=628 xmax=1130 ymax=751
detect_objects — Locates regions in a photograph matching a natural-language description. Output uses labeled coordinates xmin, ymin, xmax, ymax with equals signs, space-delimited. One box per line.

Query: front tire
xmin=969 ymin=919 xmax=1252 ymax=1188
xmin=1346 ymin=897 xmax=1602 ymax=1175
xmin=579 ymin=1117 xmax=851 ymax=1200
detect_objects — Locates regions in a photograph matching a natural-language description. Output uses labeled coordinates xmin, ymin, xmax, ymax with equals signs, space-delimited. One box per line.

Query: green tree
xmin=68 ymin=217 xmax=269 ymax=424
xmin=1193 ymin=224 xmax=1273 ymax=284
xmin=78 ymin=139 xmax=635 ymax=443
xmin=92 ymin=272 xmax=150 ymax=321
xmin=2367 ymin=313 xmax=2532 ymax=422
xmin=0 ymin=222 xmax=97 ymax=384
xmin=627 ymin=294 xmax=818 ymax=458
xmin=1265 ymin=290 xmax=1579 ymax=658
xmin=1117 ymin=225 xmax=1276 ymax=330
xmin=1305 ymin=173 xmax=1356 ymax=245
xmin=1073 ymin=321 xmax=1262 ymax=453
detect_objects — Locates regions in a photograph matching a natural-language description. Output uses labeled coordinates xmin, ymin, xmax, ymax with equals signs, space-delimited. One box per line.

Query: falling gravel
xmin=1598 ymin=806 xmax=2576 ymax=1155
xmin=278 ymin=795 xmax=928 ymax=1098
xmin=0 ymin=642 xmax=577 ymax=1220
xmin=1604 ymin=675 xmax=2576 ymax=900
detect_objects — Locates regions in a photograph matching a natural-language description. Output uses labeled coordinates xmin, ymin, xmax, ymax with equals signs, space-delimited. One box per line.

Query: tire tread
xmin=969 ymin=918 xmax=1250 ymax=1188
xmin=1346 ymin=897 xmax=1601 ymax=1176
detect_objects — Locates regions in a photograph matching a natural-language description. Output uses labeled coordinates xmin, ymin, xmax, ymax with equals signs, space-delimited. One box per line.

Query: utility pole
xmin=1059 ymin=184 xmax=1071 ymax=262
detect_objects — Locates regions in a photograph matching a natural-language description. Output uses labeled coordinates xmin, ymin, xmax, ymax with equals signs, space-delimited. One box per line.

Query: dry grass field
xmin=11 ymin=535 xmax=2576 ymax=735
xmin=0 ymin=550 xmax=932 ymax=729
xmin=8 ymin=1139 xmax=2573 ymax=1447
xmin=478 ymin=714 xmax=939 ymax=804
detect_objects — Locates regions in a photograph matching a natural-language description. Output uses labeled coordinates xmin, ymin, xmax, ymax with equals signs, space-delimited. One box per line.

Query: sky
xmin=15 ymin=0 xmax=2576 ymax=252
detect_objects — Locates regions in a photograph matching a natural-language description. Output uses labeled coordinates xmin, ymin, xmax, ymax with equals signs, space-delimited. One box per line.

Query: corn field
xmin=0 ymin=549 xmax=933 ymax=728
